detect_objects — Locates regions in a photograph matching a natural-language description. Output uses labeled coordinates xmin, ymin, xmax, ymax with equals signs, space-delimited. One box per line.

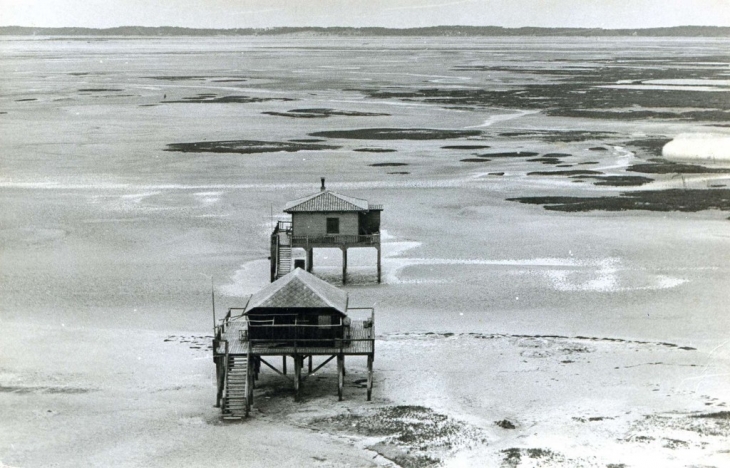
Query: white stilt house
xmin=270 ymin=179 xmax=382 ymax=284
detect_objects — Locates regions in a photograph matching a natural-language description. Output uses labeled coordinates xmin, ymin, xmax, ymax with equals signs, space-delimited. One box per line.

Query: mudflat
xmin=1 ymin=36 xmax=729 ymax=467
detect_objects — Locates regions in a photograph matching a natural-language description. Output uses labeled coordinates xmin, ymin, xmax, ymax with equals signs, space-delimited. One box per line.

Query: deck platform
xmin=219 ymin=318 xmax=375 ymax=356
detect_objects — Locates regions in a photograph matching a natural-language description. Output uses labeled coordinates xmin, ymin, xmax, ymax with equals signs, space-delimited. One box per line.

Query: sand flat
xmin=1 ymin=35 xmax=730 ymax=467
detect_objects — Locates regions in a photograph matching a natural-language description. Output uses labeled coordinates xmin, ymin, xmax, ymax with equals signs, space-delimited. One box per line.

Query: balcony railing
xmin=291 ymin=233 xmax=380 ymax=247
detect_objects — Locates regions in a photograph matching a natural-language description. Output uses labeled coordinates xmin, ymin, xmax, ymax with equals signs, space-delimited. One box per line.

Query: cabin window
xmin=318 ymin=315 xmax=332 ymax=327
xmin=326 ymin=217 xmax=339 ymax=234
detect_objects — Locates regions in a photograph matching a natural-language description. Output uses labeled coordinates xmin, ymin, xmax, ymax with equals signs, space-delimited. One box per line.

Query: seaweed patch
xmin=263 ymin=108 xmax=389 ymax=118
xmin=165 ymin=140 xmax=340 ymax=154
xmin=509 ymin=189 xmax=730 ymax=212
xmin=309 ymin=128 xmax=481 ymax=140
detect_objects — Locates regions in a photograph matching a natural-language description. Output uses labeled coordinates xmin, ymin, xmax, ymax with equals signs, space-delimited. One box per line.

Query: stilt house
xmin=213 ymin=268 xmax=375 ymax=419
xmin=271 ymin=178 xmax=382 ymax=284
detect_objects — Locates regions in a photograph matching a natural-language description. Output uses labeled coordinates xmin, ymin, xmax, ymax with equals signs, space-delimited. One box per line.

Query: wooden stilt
xmin=248 ymin=359 xmax=255 ymax=406
xmin=282 ymin=356 xmax=287 ymax=375
xmin=308 ymin=355 xmax=313 ymax=373
xmin=367 ymin=354 xmax=373 ymax=401
xmin=307 ymin=248 xmax=314 ymax=272
xmin=337 ymin=355 xmax=344 ymax=401
xmin=342 ymin=248 xmax=348 ymax=285
xmin=294 ymin=356 xmax=302 ymax=400
xmin=215 ymin=357 xmax=223 ymax=408
xmin=377 ymin=246 xmax=381 ymax=283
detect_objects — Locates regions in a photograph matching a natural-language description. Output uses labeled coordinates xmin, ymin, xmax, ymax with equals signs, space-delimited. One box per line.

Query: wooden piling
xmin=367 ymin=355 xmax=373 ymax=401
xmin=308 ymin=355 xmax=313 ymax=373
xmin=342 ymin=248 xmax=348 ymax=285
xmin=282 ymin=356 xmax=287 ymax=375
xmin=294 ymin=356 xmax=301 ymax=399
xmin=377 ymin=247 xmax=381 ymax=283
xmin=307 ymin=248 xmax=314 ymax=272
xmin=337 ymin=355 xmax=344 ymax=401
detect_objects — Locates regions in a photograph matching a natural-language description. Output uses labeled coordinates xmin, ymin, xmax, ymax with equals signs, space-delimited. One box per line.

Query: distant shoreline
xmin=1 ymin=25 xmax=730 ymax=37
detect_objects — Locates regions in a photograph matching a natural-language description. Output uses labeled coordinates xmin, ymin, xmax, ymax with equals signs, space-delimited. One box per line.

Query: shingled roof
xmin=244 ymin=268 xmax=348 ymax=315
xmin=284 ymin=190 xmax=371 ymax=213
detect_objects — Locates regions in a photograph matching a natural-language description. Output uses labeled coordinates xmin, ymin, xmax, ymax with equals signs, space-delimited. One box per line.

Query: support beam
xmin=377 ymin=246 xmax=381 ymax=284
xmin=308 ymin=355 xmax=313 ymax=373
xmin=367 ymin=355 xmax=374 ymax=401
xmin=337 ymin=355 xmax=344 ymax=401
xmin=215 ymin=357 xmax=224 ymax=408
xmin=282 ymin=356 xmax=287 ymax=375
xmin=294 ymin=356 xmax=302 ymax=400
xmin=259 ymin=357 xmax=293 ymax=381
xmin=248 ymin=359 xmax=255 ymax=406
xmin=301 ymin=355 xmax=336 ymax=380
xmin=342 ymin=248 xmax=348 ymax=285
xmin=306 ymin=248 xmax=314 ymax=272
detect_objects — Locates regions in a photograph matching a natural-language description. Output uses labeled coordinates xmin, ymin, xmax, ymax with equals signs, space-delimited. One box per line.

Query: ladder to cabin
xmin=276 ymin=236 xmax=292 ymax=279
xmin=222 ymin=354 xmax=250 ymax=419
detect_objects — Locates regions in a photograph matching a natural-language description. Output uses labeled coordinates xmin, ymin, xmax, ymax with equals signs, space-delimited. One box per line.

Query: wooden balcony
xmin=291 ymin=233 xmax=380 ymax=248
xmin=215 ymin=308 xmax=375 ymax=356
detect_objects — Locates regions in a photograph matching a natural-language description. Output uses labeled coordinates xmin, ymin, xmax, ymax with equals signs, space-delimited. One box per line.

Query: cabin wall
xmin=292 ymin=212 xmax=359 ymax=237
xmin=247 ymin=308 xmax=345 ymax=343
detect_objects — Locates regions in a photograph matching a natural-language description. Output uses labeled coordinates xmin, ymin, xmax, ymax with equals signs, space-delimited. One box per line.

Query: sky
xmin=1 ymin=0 xmax=729 ymax=29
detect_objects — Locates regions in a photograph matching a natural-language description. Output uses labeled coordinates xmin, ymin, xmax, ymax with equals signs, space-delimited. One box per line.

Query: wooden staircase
xmin=222 ymin=354 xmax=250 ymax=419
xmin=276 ymin=237 xmax=292 ymax=279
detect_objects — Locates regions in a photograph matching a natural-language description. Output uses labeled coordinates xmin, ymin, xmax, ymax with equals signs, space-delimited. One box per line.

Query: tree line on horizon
xmin=1 ymin=25 xmax=729 ymax=37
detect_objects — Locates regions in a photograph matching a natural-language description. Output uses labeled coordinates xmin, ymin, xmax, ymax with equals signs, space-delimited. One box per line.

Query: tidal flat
xmin=1 ymin=36 xmax=730 ymax=467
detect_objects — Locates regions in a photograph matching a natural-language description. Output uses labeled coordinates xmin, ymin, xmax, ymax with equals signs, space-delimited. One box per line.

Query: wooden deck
xmin=219 ymin=319 xmax=374 ymax=356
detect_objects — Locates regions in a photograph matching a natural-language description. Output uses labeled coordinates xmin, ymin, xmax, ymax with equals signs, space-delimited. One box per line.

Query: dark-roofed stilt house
xmin=213 ymin=268 xmax=375 ymax=419
xmin=271 ymin=178 xmax=382 ymax=284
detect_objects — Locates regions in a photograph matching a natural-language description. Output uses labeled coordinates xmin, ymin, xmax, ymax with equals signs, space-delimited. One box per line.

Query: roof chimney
xmin=320 ymin=177 xmax=326 ymax=191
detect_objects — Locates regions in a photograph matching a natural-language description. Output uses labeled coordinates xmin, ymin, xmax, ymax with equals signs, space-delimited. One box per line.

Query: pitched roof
xmin=244 ymin=268 xmax=348 ymax=315
xmin=284 ymin=190 xmax=370 ymax=213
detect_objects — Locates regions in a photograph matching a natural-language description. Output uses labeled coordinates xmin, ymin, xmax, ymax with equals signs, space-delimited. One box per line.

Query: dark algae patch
xmin=476 ymin=151 xmax=539 ymax=158
xmin=442 ymin=144 xmax=491 ymax=149
xmin=312 ymin=405 xmax=486 ymax=468
xmin=357 ymin=54 xmax=730 ymax=122
xmin=79 ymin=88 xmax=123 ymax=92
xmin=628 ymin=160 xmax=730 ymax=174
xmin=498 ymin=130 xmax=617 ymax=143
xmin=165 ymin=140 xmax=340 ymax=154
xmin=528 ymin=157 xmax=563 ymax=164
xmin=528 ymin=170 xmax=603 ymax=176
xmin=166 ymin=94 xmax=294 ymax=104
xmin=510 ymin=189 xmax=730 ymax=213
xmin=263 ymin=108 xmax=389 ymax=118
xmin=586 ymin=175 xmax=654 ymax=187
xmin=354 ymin=148 xmax=397 ymax=153
xmin=309 ymin=128 xmax=481 ymax=140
